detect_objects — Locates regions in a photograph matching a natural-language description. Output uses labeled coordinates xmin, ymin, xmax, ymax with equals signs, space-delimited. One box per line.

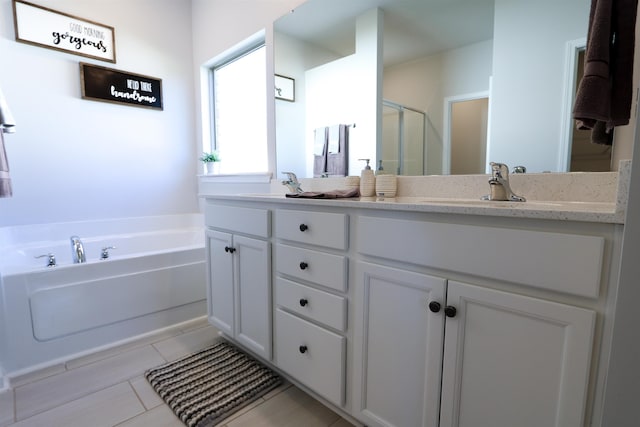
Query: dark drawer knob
xmin=299 ymin=298 xmax=308 ymax=307
xmin=428 ymin=301 xmax=441 ymax=313
xmin=299 ymin=224 xmax=308 ymax=232
xmin=444 ymin=306 xmax=457 ymax=318
xmin=224 ymin=246 xmax=236 ymax=253
xmin=299 ymin=261 xmax=308 ymax=270
xmin=299 ymin=345 xmax=308 ymax=354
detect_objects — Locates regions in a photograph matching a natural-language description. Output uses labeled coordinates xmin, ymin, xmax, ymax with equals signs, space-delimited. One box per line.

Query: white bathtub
xmin=0 ymin=214 xmax=207 ymax=381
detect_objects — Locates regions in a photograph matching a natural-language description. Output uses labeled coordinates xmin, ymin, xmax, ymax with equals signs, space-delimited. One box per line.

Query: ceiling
xmin=274 ymin=0 xmax=495 ymax=67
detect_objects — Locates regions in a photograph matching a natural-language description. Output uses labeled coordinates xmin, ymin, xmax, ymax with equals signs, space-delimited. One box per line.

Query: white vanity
xmin=200 ymin=171 xmax=626 ymax=427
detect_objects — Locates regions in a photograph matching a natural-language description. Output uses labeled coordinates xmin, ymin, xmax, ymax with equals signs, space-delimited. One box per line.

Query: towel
xmin=0 ymin=86 xmax=16 ymax=133
xmin=0 ymin=132 xmax=12 ymax=198
xmin=573 ymin=0 xmax=638 ymax=145
xmin=313 ymin=127 xmax=328 ymax=177
xmin=326 ymin=124 xmax=349 ymax=176
xmin=328 ymin=125 xmax=340 ymax=154
xmin=285 ymin=188 xmax=359 ymax=199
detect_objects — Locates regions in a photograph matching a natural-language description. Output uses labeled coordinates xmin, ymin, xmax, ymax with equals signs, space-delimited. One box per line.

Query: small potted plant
xmin=199 ymin=150 xmax=220 ymax=174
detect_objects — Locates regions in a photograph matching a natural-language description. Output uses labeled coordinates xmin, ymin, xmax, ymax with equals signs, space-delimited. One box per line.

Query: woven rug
xmin=145 ymin=340 xmax=282 ymax=427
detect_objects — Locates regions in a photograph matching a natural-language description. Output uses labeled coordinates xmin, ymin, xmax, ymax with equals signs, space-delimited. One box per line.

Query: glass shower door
xmin=381 ymin=101 xmax=426 ymax=175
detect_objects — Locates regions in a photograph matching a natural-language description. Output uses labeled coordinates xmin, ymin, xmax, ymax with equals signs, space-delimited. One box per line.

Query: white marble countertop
xmin=203 ymin=193 xmax=624 ymax=224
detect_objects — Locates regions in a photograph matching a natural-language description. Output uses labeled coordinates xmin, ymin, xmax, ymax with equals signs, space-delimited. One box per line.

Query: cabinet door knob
xmin=444 ymin=306 xmax=457 ymax=318
xmin=299 ymin=224 xmax=308 ymax=232
xmin=299 ymin=345 xmax=308 ymax=354
xmin=299 ymin=298 xmax=308 ymax=307
xmin=299 ymin=261 xmax=308 ymax=270
xmin=428 ymin=301 xmax=441 ymax=313
xmin=224 ymin=246 xmax=236 ymax=254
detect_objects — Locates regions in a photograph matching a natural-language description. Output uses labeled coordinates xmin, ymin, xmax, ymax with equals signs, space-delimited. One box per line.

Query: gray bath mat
xmin=145 ymin=340 xmax=282 ymax=427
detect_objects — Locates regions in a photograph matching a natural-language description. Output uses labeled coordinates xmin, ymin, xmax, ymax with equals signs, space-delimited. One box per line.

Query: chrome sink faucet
xmin=482 ymin=162 xmax=526 ymax=202
xmin=70 ymin=235 xmax=86 ymax=263
xmin=282 ymin=171 xmax=303 ymax=194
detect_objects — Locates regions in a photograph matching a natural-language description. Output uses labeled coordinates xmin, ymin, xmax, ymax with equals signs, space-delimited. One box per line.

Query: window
xmin=210 ymin=44 xmax=268 ymax=174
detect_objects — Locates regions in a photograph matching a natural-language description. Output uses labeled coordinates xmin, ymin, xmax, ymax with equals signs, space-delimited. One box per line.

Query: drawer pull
xmin=299 ymin=345 xmax=308 ymax=354
xmin=224 ymin=246 xmax=236 ymax=254
xmin=299 ymin=261 xmax=309 ymax=270
xmin=299 ymin=224 xmax=309 ymax=232
xmin=444 ymin=306 xmax=457 ymax=318
xmin=299 ymin=298 xmax=308 ymax=307
xmin=428 ymin=301 xmax=441 ymax=313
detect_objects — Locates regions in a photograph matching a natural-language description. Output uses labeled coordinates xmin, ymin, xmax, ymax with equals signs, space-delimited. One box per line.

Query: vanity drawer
xmin=275 ymin=278 xmax=347 ymax=332
xmin=275 ymin=209 xmax=348 ymax=250
xmin=205 ymin=203 xmax=270 ymax=238
xmin=358 ymin=216 xmax=605 ymax=298
xmin=275 ymin=309 xmax=345 ymax=406
xmin=276 ymin=244 xmax=347 ymax=292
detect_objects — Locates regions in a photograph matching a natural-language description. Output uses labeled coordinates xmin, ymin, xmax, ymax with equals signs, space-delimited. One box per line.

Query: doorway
xmin=443 ymin=93 xmax=489 ymax=174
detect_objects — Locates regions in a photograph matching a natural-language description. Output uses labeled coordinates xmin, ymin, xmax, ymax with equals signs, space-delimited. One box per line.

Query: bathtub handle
xmin=35 ymin=253 xmax=57 ymax=267
xmin=100 ymin=246 xmax=117 ymax=260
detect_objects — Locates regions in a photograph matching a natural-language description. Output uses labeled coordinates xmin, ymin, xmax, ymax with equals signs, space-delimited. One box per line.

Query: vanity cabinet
xmin=273 ymin=208 xmax=349 ymax=407
xmin=205 ymin=203 xmax=271 ymax=360
xmin=353 ymin=216 xmax=600 ymax=427
xmin=201 ymin=196 xmax=618 ymax=427
xmin=352 ymin=261 xmax=595 ymax=427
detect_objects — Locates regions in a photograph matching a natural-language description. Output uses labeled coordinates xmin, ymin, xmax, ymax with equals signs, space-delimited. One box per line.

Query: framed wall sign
xmin=275 ymin=74 xmax=295 ymax=102
xmin=80 ymin=63 xmax=163 ymax=110
xmin=13 ymin=0 xmax=116 ymax=63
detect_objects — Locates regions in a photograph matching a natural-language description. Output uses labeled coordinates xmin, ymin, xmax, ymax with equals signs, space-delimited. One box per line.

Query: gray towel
xmin=326 ymin=124 xmax=348 ymax=176
xmin=313 ymin=127 xmax=328 ymax=177
xmin=0 ymin=132 xmax=12 ymax=198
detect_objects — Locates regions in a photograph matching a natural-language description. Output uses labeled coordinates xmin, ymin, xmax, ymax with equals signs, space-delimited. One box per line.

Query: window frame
xmin=200 ymin=29 xmax=276 ymax=179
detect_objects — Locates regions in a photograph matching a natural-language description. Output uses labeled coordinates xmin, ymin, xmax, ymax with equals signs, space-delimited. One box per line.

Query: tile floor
xmin=0 ymin=319 xmax=354 ymax=427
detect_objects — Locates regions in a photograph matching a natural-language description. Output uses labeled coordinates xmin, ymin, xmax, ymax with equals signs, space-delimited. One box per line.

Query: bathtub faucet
xmin=70 ymin=236 xmax=86 ymax=263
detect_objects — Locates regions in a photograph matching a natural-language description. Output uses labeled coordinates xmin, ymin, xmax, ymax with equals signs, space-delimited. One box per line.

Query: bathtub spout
xmin=70 ymin=236 xmax=86 ymax=263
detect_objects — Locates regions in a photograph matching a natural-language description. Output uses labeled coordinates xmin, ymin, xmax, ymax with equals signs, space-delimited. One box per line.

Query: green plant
xmin=199 ymin=151 xmax=220 ymax=163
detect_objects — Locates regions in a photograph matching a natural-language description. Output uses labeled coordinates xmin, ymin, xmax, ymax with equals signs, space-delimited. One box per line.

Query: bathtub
xmin=0 ymin=214 xmax=207 ymax=381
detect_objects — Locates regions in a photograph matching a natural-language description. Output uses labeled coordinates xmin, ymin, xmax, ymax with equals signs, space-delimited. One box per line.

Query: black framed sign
xmin=13 ymin=0 xmax=116 ymax=63
xmin=80 ymin=63 xmax=163 ymax=110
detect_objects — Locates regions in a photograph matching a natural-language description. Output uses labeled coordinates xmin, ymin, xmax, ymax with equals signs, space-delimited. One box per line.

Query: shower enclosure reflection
xmin=381 ymin=100 xmax=427 ymax=175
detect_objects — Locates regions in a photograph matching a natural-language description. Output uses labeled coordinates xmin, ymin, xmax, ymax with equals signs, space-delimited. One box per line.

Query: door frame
xmin=558 ymin=38 xmax=587 ymax=171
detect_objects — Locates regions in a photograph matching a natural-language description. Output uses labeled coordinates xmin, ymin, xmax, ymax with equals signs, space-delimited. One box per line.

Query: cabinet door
xmin=234 ymin=235 xmax=272 ymax=360
xmin=440 ymin=281 xmax=595 ymax=427
xmin=352 ymin=262 xmax=446 ymax=427
xmin=206 ymin=229 xmax=234 ymax=336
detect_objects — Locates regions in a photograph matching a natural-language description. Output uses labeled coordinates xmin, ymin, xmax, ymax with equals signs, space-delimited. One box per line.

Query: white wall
xmin=0 ymin=0 xmax=197 ymax=227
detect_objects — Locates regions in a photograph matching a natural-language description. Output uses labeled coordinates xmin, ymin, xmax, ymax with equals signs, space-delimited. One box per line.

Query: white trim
xmin=443 ymin=90 xmax=490 ymax=175
xmin=558 ymin=38 xmax=587 ymax=172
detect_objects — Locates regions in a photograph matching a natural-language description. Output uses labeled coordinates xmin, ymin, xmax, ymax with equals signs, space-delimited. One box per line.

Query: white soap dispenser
xmin=359 ymin=158 xmax=376 ymax=197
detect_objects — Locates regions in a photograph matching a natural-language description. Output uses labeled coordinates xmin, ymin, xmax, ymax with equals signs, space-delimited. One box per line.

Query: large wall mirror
xmin=274 ymin=0 xmax=601 ymax=178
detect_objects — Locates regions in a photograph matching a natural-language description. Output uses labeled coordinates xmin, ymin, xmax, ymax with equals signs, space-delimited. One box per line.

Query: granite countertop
xmin=204 ymin=193 xmax=623 ymax=224
xmin=199 ymin=161 xmax=631 ymax=224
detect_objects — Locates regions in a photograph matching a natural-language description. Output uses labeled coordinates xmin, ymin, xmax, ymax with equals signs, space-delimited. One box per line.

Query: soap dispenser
xmin=358 ymin=158 xmax=376 ymax=197
xmin=376 ymin=160 xmax=386 ymax=175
